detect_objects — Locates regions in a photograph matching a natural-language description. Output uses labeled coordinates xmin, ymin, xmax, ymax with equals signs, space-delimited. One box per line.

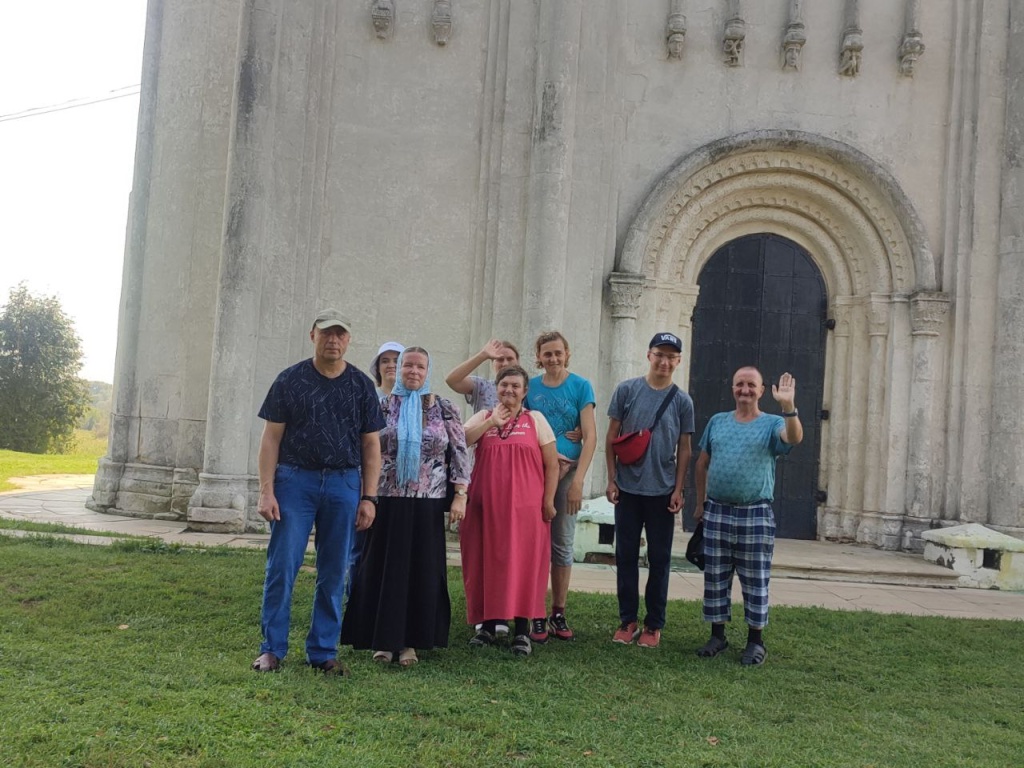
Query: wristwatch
xmin=454 ymin=489 xmax=468 ymax=497
xmin=360 ymin=495 xmax=379 ymax=506
xmin=781 ymin=409 xmax=799 ymax=418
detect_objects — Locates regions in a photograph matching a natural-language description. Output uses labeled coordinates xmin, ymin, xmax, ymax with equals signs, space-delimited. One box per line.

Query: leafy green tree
xmin=0 ymin=283 xmax=90 ymax=454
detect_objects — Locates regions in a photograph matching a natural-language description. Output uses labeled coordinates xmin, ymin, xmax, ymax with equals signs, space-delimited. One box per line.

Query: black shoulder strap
xmin=649 ymin=384 xmax=679 ymax=431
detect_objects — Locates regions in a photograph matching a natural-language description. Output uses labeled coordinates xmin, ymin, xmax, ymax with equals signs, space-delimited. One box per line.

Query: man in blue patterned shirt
xmin=251 ymin=309 xmax=385 ymax=675
xmin=694 ymin=367 xmax=803 ymax=666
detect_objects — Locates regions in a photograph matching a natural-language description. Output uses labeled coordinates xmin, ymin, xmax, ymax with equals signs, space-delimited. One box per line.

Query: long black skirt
xmin=340 ymin=496 xmax=451 ymax=653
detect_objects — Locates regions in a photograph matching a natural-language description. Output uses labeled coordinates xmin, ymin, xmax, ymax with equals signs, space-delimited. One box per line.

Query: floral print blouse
xmin=378 ymin=394 xmax=472 ymax=499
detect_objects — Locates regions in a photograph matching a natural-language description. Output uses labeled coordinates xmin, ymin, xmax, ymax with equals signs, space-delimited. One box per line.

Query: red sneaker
xmin=612 ymin=621 xmax=640 ymax=644
xmin=548 ymin=613 xmax=575 ymax=641
xmin=636 ymin=626 xmax=661 ymax=649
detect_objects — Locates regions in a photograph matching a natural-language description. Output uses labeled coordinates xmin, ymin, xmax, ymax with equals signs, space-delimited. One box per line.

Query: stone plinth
xmin=574 ymin=497 xmax=647 ymax=565
xmin=921 ymin=524 xmax=1024 ymax=590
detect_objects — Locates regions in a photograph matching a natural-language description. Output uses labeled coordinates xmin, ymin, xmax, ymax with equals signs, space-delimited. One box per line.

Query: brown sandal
xmin=251 ymin=652 xmax=280 ymax=672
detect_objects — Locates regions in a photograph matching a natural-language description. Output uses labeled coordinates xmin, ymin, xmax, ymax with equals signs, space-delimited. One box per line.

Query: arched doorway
xmin=684 ymin=233 xmax=827 ymax=540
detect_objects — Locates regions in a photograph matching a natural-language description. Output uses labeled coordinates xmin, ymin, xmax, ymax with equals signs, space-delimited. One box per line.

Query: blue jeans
xmin=614 ymin=490 xmax=676 ymax=630
xmin=259 ymin=464 xmax=360 ymax=664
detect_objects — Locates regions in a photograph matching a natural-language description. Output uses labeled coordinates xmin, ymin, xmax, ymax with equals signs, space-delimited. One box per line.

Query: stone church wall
xmin=90 ymin=0 xmax=1024 ymax=549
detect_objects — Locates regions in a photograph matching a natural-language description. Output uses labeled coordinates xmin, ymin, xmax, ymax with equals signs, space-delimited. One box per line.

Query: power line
xmin=0 ymin=85 xmax=141 ymax=124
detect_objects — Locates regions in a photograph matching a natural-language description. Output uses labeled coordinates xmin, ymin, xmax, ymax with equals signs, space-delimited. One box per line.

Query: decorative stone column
xmin=903 ymin=291 xmax=951 ymax=549
xmin=989 ymin=0 xmax=1024 ymax=534
xmin=608 ymin=272 xmax=646 ymax=387
xmin=521 ymin=0 xmax=582 ymax=340
xmin=187 ymin=1 xmax=276 ymax=533
xmin=675 ymin=286 xmax=700 ymax=390
xmin=820 ymin=299 xmax=855 ymax=540
xmin=88 ymin=0 xmax=164 ymax=516
xmin=862 ymin=294 xmax=890 ymax=512
xmin=855 ymin=294 xmax=891 ymax=545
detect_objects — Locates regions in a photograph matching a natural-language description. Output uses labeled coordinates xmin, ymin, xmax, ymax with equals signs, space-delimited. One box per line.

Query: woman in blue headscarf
xmin=341 ymin=347 xmax=471 ymax=666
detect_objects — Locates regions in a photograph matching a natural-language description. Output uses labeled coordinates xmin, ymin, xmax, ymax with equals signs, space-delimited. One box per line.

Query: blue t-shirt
xmin=259 ymin=359 xmax=385 ymax=470
xmin=698 ymin=412 xmax=793 ymax=504
xmin=525 ymin=372 xmax=596 ymax=461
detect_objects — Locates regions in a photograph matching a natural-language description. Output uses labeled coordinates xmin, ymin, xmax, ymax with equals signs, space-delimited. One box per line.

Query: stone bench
xmin=573 ymin=497 xmax=647 ymax=565
xmin=921 ymin=523 xmax=1024 ymax=590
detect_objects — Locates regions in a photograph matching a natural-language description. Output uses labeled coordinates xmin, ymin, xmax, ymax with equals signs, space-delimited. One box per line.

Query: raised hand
xmin=481 ymin=339 xmax=505 ymax=360
xmin=771 ymin=372 xmax=797 ymax=411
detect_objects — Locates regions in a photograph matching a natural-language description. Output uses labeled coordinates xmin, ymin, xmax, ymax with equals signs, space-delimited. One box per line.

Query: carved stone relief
xmin=432 ymin=0 xmax=452 ymax=46
xmin=839 ymin=0 xmax=863 ymax=77
xmin=783 ymin=22 xmax=806 ymax=71
xmin=608 ymin=273 xmax=645 ymax=319
xmin=782 ymin=0 xmax=806 ymax=71
xmin=371 ymin=0 xmax=395 ymax=40
xmin=898 ymin=31 xmax=924 ymax=77
xmin=666 ymin=0 xmax=687 ymax=61
xmin=723 ymin=15 xmax=746 ymax=67
xmin=910 ymin=292 xmax=950 ymax=336
xmin=838 ymin=26 xmax=863 ymax=76
xmin=898 ymin=0 xmax=924 ymax=77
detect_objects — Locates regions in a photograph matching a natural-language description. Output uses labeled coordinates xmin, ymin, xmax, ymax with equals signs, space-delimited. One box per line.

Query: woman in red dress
xmin=460 ymin=365 xmax=559 ymax=656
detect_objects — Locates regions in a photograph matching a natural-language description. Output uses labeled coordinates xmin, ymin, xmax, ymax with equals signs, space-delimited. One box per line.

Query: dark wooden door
xmin=683 ymin=234 xmax=827 ymax=540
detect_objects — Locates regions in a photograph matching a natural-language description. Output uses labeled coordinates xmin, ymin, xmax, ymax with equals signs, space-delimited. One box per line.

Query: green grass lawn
xmin=0 ymin=430 xmax=105 ymax=491
xmin=1 ymin=537 xmax=1022 ymax=768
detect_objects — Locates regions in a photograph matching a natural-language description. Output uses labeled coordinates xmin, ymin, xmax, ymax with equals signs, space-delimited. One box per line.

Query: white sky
xmin=0 ymin=2 xmax=146 ymax=382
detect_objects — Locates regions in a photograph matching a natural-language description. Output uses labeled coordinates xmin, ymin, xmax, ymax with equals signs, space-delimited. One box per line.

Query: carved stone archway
xmin=610 ymin=130 xmax=948 ymax=550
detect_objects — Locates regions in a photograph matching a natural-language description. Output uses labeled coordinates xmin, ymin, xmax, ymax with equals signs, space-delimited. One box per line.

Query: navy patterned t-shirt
xmin=258 ymin=359 xmax=385 ymax=470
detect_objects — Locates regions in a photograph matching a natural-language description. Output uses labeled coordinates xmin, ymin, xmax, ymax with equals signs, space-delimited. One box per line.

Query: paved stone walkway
xmin=1 ymin=477 xmax=1022 ymax=622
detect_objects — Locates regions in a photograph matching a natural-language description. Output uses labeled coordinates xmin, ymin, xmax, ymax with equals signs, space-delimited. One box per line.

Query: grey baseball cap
xmin=313 ymin=308 xmax=352 ymax=333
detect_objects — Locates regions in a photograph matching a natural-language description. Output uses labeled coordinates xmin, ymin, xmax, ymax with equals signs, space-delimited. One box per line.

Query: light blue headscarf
xmin=391 ymin=348 xmax=432 ymax=486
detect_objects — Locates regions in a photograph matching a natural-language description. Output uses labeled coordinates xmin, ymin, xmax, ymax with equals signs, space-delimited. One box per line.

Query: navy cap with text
xmin=649 ymin=332 xmax=682 ymax=352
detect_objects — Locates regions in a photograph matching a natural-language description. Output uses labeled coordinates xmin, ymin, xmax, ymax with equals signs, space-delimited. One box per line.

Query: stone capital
xmin=910 ymin=291 xmax=950 ymax=337
xmin=868 ymin=293 xmax=891 ymax=336
xmin=608 ymin=272 xmax=646 ymax=319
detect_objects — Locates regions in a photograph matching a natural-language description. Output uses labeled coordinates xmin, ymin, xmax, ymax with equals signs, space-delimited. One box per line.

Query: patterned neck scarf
xmin=391 ymin=350 xmax=432 ymax=486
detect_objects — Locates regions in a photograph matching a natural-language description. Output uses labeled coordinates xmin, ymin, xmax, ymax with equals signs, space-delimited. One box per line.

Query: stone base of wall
xmin=819 ymin=507 xmax=939 ymax=552
xmin=87 ymin=459 xmax=192 ymax=522
xmin=187 ymin=472 xmax=261 ymax=533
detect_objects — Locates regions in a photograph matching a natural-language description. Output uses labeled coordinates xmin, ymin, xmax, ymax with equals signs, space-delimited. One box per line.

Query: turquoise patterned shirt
xmin=698 ymin=412 xmax=793 ymax=504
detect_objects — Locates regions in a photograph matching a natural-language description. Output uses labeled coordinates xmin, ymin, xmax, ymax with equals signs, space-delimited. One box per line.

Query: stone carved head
xmin=371 ymin=0 xmax=394 ymax=40
xmin=432 ymin=0 xmax=452 ymax=46
xmin=666 ymin=13 xmax=686 ymax=60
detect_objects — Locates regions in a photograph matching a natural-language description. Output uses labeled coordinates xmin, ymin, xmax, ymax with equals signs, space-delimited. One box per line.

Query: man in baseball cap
xmin=312 ymin=308 xmax=352 ymax=333
xmin=251 ymin=307 xmax=383 ymax=675
xmin=605 ymin=331 xmax=694 ymax=649
xmin=649 ymin=332 xmax=682 ymax=352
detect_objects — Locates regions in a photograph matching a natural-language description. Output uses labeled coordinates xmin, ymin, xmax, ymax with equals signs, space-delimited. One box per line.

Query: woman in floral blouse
xmin=341 ymin=347 xmax=471 ymax=666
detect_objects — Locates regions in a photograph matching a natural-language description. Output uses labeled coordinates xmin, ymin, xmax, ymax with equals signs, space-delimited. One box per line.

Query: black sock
xmin=514 ymin=617 xmax=529 ymax=636
xmin=747 ymin=627 xmax=763 ymax=646
xmin=482 ymin=620 xmax=498 ymax=635
xmin=712 ymin=623 xmax=726 ymax=640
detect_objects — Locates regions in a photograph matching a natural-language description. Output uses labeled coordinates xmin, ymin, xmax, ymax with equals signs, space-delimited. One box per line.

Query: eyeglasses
xmin=650 ymin=351 xmax=681 ymax=362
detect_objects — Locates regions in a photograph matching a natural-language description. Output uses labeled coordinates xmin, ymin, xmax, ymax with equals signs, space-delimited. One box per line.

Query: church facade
xmin=89 ymin=0 xmax=1024 ymax=551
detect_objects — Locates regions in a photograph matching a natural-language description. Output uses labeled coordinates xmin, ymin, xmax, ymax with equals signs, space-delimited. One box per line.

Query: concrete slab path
xmin=2 ymin=479 xmax=1022 ymax=622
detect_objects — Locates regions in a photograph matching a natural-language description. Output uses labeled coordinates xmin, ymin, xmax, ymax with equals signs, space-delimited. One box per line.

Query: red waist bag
xmin=611 ymin=429 xmax=652 ymax=465
xmin=611 ymin=384 xmax=679 ymax=466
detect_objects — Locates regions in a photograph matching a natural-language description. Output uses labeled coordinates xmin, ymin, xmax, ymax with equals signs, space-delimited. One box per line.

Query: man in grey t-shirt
xmin=605 ymin=332 xmax=694 ymax=649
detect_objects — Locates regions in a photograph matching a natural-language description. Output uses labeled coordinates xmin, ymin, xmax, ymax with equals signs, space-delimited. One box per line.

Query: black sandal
xmin=741 ymin=642 xmax=767 ymax=666
xmin=469 ymin=630 xmax=496 ymax=647
xmin=696 ymin=636 xmax=729 ymax=658
xmin=511 ymin=635 xmax=532 ymax=657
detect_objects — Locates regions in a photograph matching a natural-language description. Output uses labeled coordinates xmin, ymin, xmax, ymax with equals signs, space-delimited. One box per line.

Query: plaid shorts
xmin=701 ymin=498 xmax=775 ymax=628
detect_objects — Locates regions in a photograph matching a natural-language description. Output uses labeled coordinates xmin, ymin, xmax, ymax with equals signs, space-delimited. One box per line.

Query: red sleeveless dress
xmin=460 ymin=410 xmax=551 ymax=624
